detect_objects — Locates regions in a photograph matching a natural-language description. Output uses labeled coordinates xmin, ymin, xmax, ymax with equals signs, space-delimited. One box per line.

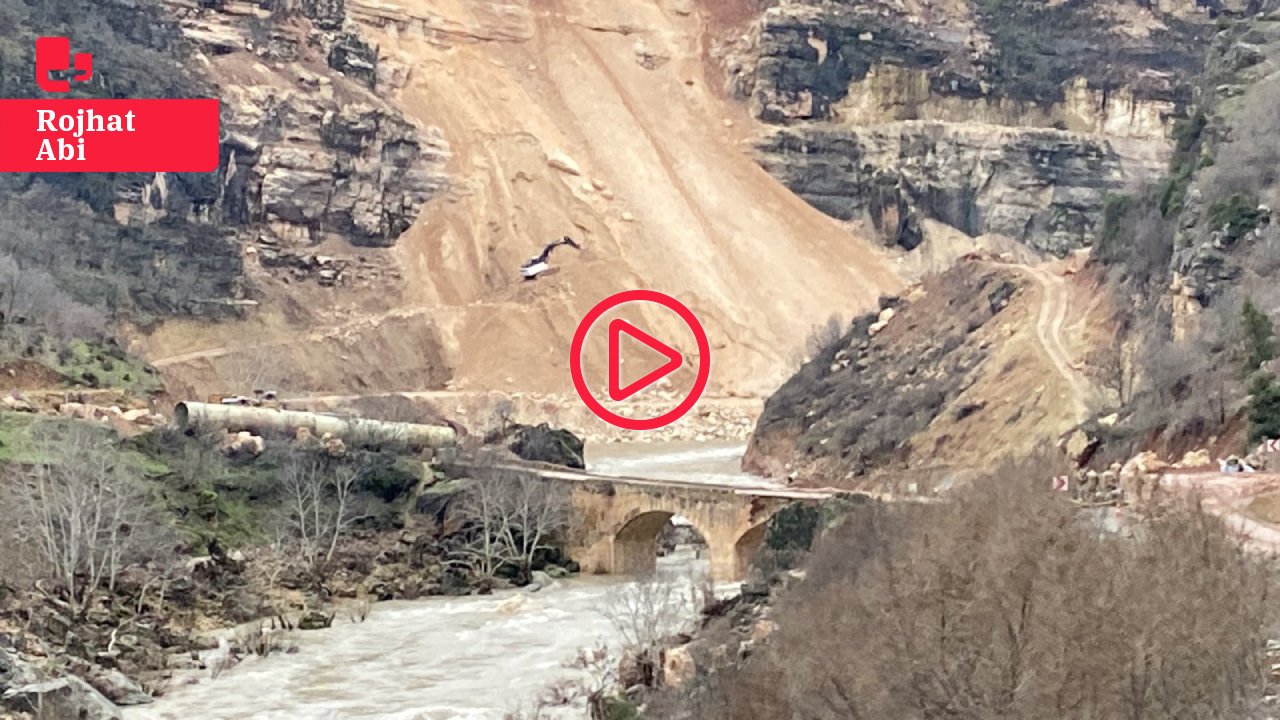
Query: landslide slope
xmin=137 ymin=0 xmax=903 ymax=401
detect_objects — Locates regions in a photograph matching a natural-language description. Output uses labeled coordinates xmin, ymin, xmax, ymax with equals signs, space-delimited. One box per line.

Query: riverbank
xmin=125 ymin=550 xmax=717 ymax=720
xmin=120 ymin=441 xmax=771 ymax=719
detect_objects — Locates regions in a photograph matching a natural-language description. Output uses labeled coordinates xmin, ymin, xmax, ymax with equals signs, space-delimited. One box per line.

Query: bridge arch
xmin=732 ymin=522 xmax=769 ymax=580
xmin=613 ymin=511 xmax=710 ymax=577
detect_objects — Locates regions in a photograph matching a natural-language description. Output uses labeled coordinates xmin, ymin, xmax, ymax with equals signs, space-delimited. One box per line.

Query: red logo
xmin=35 ymin=37 xmax=93 ymax=93
xmin=570 ymin=290 xmax=711 ymax=431
xmin=0 ymin=38 xmax=219 ymax=172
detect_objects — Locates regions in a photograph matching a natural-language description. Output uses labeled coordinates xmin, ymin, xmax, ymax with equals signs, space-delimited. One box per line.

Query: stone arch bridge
xmin=446 ymin=460 xmax=836 ymax=581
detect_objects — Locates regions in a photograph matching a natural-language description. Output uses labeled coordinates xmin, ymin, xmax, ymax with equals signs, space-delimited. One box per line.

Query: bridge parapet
xmin=442 ymin=459 xmax=833 ymax=581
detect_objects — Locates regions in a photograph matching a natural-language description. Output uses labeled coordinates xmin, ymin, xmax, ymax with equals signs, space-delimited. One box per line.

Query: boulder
xmin=660 ymin=646 xmax=696 ymax=688
xmin=504 ymin=424 xmax=586 ymax=469
xmin=297 ymin=611 xmax=334 ymax=631
xmin=526 ymin=571 xmax=555 ymax=592
xmin=1121 ymin=451 xmax=1168 ymax=478
xmin=1060 ymin=428 xmax=1100 ymax=466
xmin=321 ymin=434 xmax=347 ymax=457
xmin=57 ymin=401 xmax=88 ymax=418
xmin=81 ymin=667 xmax=152 ymax=706
xmin=1 ymin=395 xmax=35 ymax=413
xmin=1178 ymin=448 xmax=1212 ymax=468
xmin=2 ymin=675 xmax=122 ymax=720
xmin=547 ymin=150 xmax=582 ymax=176
xmin=219 ymin=431 xmax=264 ymax=458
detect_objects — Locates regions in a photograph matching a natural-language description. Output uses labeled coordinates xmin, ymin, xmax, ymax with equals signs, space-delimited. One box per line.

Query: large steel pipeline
xmin=173 ymin=401 xmax=457 ymax=448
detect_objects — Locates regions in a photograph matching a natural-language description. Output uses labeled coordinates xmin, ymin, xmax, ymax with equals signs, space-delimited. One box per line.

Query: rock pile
xmin=0 ymin=649 xmax=124 ymax=720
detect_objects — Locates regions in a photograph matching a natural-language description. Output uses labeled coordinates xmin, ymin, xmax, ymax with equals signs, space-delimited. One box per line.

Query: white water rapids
xmin=126 ymin=442 xmax=776 ymax=720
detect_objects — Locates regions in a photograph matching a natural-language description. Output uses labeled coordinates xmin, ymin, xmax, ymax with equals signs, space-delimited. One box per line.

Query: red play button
xmin=570 ymin=289 xmax=711 ymax=431
xmin=608 ymin=318 xmax=683 ymax=401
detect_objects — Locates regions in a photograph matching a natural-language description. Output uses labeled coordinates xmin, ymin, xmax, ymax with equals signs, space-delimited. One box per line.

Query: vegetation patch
xmin=1206 ymin=192 xmax=1268 ymax=245
xmin=686 ymin=465 xmax=1274 ymax=719
xmin=1159 ymin=111 xmax=1208 ymax=218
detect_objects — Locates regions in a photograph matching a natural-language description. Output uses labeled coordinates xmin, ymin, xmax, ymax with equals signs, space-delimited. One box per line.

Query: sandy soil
xmin=137 ymin=0 xmax=903 ymax=405
xmin=889 ymin=253 xmax=1103 ymax=478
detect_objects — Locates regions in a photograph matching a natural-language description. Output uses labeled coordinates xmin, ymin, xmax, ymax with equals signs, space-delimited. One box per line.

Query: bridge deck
xmin=446 ymin=459 xmax=841 ymax=500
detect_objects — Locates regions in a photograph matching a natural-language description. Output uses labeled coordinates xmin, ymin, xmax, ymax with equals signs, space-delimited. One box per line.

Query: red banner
xmin=0 ymin=98 xmax=219 ymax=172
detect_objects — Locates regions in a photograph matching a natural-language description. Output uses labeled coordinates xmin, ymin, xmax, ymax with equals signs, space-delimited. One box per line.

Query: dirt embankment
xmin=135 ymin=0 xmax=902 ymax=405
xmin=745 ymin=255 xmax=1105 ymax=488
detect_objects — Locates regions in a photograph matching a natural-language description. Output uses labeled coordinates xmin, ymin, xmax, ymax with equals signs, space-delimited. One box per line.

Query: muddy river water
xmin=126 ymin=442 xmax=773 ymax=720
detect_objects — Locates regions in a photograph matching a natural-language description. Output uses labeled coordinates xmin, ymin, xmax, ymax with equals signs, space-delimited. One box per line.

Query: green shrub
xmin=1241 ymin=297 xmax=1276 ymax=376
xmin=1207 ymin=193 xmax=1266 ymax=244
xmin=355 ymin=451 xmax=421 ymax=503
xmin=764 ymin=504 xmax=821 ymax=554
xmin=1160 ymin=111 xmax=1209 ymax=218
xmin=1249 ymin=373 xmax=1280 ymax=443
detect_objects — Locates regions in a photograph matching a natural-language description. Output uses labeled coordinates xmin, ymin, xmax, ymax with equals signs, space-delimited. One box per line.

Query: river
xmin=126 ymin=442 xmax=775 ymax=720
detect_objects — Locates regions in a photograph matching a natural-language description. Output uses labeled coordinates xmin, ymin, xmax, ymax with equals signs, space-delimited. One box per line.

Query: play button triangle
xmin=608 ymin=318 xmax=683 ymax=401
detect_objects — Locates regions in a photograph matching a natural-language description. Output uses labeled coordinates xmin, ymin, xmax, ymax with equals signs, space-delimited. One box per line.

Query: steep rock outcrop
xmin=131 ymin=1 xmax=449 ymax=263
xmin=723 ymin=0 xmax=1210 ymax=256
xmin=758 ymin=122 xmax=1154 ymax=255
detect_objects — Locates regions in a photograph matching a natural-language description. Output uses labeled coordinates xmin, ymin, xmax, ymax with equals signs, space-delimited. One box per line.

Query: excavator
xmin=520 ymin=236 xmax=581 ymax=280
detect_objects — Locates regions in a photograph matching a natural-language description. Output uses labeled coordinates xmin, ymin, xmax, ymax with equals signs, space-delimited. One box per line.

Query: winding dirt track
xmin=1018 ymin=263 xmax=1095 ymax=423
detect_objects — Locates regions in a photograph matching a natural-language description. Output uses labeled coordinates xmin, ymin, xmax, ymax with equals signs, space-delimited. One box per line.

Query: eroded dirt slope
xmin=139 ymin=0 xmax=902 ymax=403
xmin=745 ymin=253 xmax=1108 ymax=488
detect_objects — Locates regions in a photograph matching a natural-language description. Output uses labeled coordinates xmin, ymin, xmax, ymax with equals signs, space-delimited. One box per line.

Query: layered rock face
xmin=723 ymin=0 xmax=1209 ymax=256
xmin=757 ymin=123 xmax=1145 ymax=256
xmin=126 ymin=0 xmax=448 ymax=279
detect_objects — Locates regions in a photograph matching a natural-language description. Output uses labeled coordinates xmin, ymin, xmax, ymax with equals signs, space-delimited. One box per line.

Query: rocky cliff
xmin=741 ymin=1 xmax=1280 ymax=483
xmin=0 ymin=0 xmax=446 ymax=323
xmin=721 ymin=0 xmax=1210 ymax=256
xmin=136 ymin=0 xmax=906 ymax=401
xmin=149 ymin=0 xmax=449 ymax=268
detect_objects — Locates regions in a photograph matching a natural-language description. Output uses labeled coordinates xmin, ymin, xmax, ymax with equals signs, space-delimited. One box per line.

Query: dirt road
xmin=1158 ymin=471 xmax=1280 ymax=554
xmin=1018 ymin=263 xmax=1096 ymax=423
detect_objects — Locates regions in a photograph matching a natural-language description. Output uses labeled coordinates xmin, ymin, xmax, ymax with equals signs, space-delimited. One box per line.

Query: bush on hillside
xmin=1241 ymin=296 xmax=1276 ymax=376
xmin=689 ymin=460 xmax=1274 ymax=720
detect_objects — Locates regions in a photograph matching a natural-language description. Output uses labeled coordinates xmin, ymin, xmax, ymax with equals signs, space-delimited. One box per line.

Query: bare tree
xmin=0 ymin=420 xmax=164 ymax=616
xmin=697 ymin=457 xmax=1274 ymax=720
xmin=0 ymin=251 xmax=106 ymax=351
xmin=278 ymin=451 xmax=362 ymax=576
xmin=599 ymin=573 xmax=704 ymax=692
xmin=489 ymin=398 xmax=516 ymax=437
xmin=804 ymin=313 xmax=846 ymax=359
xmin=1091 ymin=340 xmax=1130 ymax=406
xmin=601 ymin=575 xmax=698 ymax=656
xmin=452 ymin=470 xmax=569 ymax=581
xmin=221 ymin=346 xmax=290 ymax=395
